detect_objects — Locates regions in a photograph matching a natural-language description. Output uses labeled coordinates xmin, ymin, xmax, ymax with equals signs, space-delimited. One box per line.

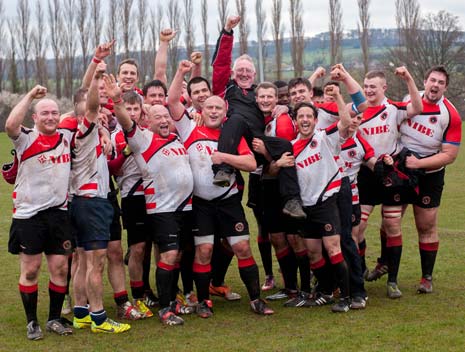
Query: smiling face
xmin=256 ymin=87 xmax=278 ymax=115
xmin=289 ymin=83 xmax=313 ymax=106
xmin=145 ymin=86 xmax=166 ymax=106
xmin=348 ymin=113 xmax=363 ymax=135
xmin=147 ymin=105 xmax=171 ymax=137
xmin=117 ymin=63 xmax=139 ymax=92
xmin=189 ymin=81 xmax=211 ymax=111
xmin=232 ymin=58 xmax=256 ymax=89
xmin=202 ymin=96 xmax=226 ymax=129
xmin=363 ymin=76 xmax=386 ymax=106
xmin=424 ymin=71 xmax=448 ymax=104
xmin=296 ymin=105 xmax=317 ymax=139
xmin=33 ymin=99 xmax=60 ymax=135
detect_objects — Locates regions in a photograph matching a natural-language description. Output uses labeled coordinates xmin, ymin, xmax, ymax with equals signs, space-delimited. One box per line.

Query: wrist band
xmin=93 ymin=57 xmax=102 ymax=64
xmin=350 ymin=90 xmax=366 ymax=107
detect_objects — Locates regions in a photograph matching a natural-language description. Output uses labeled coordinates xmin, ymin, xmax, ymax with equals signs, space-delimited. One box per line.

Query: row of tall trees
xmin=0 ymin=0 xmax=464 ymax=114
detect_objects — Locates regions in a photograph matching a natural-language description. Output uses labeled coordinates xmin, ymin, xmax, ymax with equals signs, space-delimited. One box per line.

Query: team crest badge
xmin=235 ymin=222 xmax=245 ymax=232
xmin=310 ymin=140 xmax=318 ymax=149
xmin=351 ymin=214 xmax=356 ymax=223
xmin=324 ymin=224 xmax=333 ymax=232
xmin=348 ymin=150 xmax=356 ymax=158
xmin=429 ymin=116 xmax=438 ymax=124
xmin=162 ymin=148 xmax=170 ymax=156
xmin=196 ymin=144 xmax=203 ymax=152
xmin=394 ymin=194 xmax=401 ymax=202
xmin=63 ymin=240 xmax=72 ymax=250
xmin=37 ymin=155 xmax=47 ymax=164
xmin=380 ymin=112 xmax=388 ymax=120
xmin=422 ymin=196 xmax=431 ymax=205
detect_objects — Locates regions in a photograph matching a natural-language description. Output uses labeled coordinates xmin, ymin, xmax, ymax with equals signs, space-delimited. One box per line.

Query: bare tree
xmin=217 ymin=0 xmax=229 ymax=33
xmin=48 ymin=0 xmax=63 ymax=97
xmin=0 ymin=0 xmax=6 ymax=91
xmin=62 ymin=0 xmax=77 ymax=98
xmin=329 ymin=0 xmax=343 ymax=65
xmin=183 ymin=0 xmax=194 ymax=58
xmin=271 ymin=0 xmax=283 ymax=80
xmin=167 ymin=0 xmax=181 ymax=81
xmin=76 ymin=0 xmax=90 ymax=76
xmin=255 ymin=0 xmax=267 ymax=81
xmin=201 ymin=0 xmax=210 ymax=80
xmin=17 ymin=0 xmax=32 ymax=91
xmin=289 ymin=0 xmax=304 ymax=76
xmin=121 ymin=0 xmax=134 ymax=58
xmin=138 ymin=0 xmax=148 ymax=85
xmin=89 ymin=0 xmax=103 ymax=49
xmin=147 ymin=4 xmax=163 ymax=79
xmin=106 ymin=0 xmax=121 ymax=73
xmin=235 ymin=0 xmax=249 ymax=54
xmin=357 ymin=0 xmax=370 ymax=74
xmin=7 ymin=20 xmax=20 ymax=93
xmin=32 ymin=0 xmax=48 ymax=85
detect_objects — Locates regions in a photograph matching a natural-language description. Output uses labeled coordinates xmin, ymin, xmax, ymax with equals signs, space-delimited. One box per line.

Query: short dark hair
xmin=324 ymin=80 xmax=340 ymax=88
xmin=255 ymin=82 xmax=278 ymax=96
xmin=122 ymin=90 xmax=143 ymax=106
xmin=424 ymin=65 xmax=449 ymax=86
xmin=312 ymin=86 xmax=324 ymax=97
xmin=294 ymin=102 xmax=318 ymax=118
xmin=117 ymin=58 xmax=139 ymax=75
xmin=142 ymin=80 xmax=167 ymax=97
xmin=288 ymin=77 xmax=312 ymax=92
xmin=187 ymin=77 xmax=211 ymax=96
xmin=274 ymin=80 xmax=288 ymax=89
xmin=73 ymin=87 xmax=88 ymax=105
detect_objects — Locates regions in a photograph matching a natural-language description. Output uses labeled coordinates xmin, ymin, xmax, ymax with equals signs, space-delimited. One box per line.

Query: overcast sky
xmin=3 ymin=0 xmax=465 ymax=42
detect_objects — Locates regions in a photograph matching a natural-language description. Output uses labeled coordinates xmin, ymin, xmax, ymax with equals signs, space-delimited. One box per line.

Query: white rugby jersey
xmin=175 ymin=112 xmax=251 ymax=201
xmin=64 ymin=117 xmax=110 ymax=199
xmin=400 ymin=96 xmax=461 ymax=159
xmin=315 ymin=102 xmax=340 ymax=130
xmin=293 ymin=124 xmax=345 ymax=206
xmin=359 ymin=98 xmax=408 ymax=157
xmin=11 ymin=128 xmax=71 ymax=219
xmin=126 ymin=124 xmax=194 ymax=213
xmin=340 ymin=132 xmax=375 ymax=204
xmin=111 ymin=129 xmax=144 ymax=198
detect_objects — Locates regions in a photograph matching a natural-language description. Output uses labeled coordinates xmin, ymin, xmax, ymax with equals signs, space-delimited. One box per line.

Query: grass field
xmin=0 ymin=130 xmax=464 ymax=352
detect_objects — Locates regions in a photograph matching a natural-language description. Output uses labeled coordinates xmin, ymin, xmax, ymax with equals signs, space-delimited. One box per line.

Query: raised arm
xmin=167 ymin=60 xmax=194 ymax=121
xmin=102 ymin=74 xmax=133 ymax=131
xmin=331 ymin=63 xmax=367 ymax=112
xmin=154 ymin=29 xmax=177 ymax=84
xmin=81 ymin=39 xmax=115 ymax=89
xmin=190 ymin=52 xmax=202 ymax=80
xmin=86 ymin=67 xmax=105 ymax=123
xmin=5 ymin=85 xmax=47 ymax=138
xmin=308 ymin=66 xmax=326 ymax=87
xmin=325 ymin=85 xmax=351 ymax=138
xmin=395 ymin=66 xmax=423 ymax=118
xmin=211 ymin=16 xmax=240 ymax=96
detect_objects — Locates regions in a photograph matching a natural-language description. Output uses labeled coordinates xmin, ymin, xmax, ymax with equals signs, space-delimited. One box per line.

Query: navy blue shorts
xmin=70 ymin=196 xmax=113 ymax=250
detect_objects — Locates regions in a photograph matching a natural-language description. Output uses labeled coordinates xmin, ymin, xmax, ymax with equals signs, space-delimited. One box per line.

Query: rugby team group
xmin=4 ymin=15 xmax=461 ymax=340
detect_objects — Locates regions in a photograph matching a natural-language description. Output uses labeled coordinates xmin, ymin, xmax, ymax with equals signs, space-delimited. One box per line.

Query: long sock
xmin=310 ymin=258 xmax=332 ymax=295
xmin=295 ymin=249 xmax=311 ymax=293
xmin=156 ymin=262 xmax=175 ymax=309
xmin=193 ymin=262 xmax=211 ymax=302
xmin=211 ymin=241 xmax=234 ymax=287
xmin=330 ymin=253 xmax=350 ymax=298
xmin=358 ymin=239 xmax=367 ymax=273
xmin=238 ymin=257 xmax=260 ymax=301
xmin=419 ymin=241 xmax=439 ymax=278
xmin=258 ymin=234 xmax=273 ymax=277
xmin=386 ymin=235 xmax=402 ymax=283
xmin=171 ymin=263 xmax=180 ymax=301
xmin=181 ymin=246 xmax=195 ymax=294
xmin=48 ymin=281 xmax=67 ymax=321
xmin=65 ymin=254 xmax=72 ymax=294
xmin=130 ymin=281 xmax=145 ymax=300
xmin=114 ymin=290 xmax=129 ymax=307
xmin=90 ymin=309 xmax=107 ymax=325
xmin=379 ymin=228 xmax=388 ymax=265
xmin=19 ymin=284 xmax=38 ymax=323
xmin=142 ymin=241 xmax=152 ymax=291
xmin=276 ymin=247 xmax=297 ymax=290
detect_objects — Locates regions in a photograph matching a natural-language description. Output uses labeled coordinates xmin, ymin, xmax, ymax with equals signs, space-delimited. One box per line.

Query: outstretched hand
xmin=102 ymin=74 xmax=122 ymax=102
xmin=95 ymin=39 xmax=115 ymax=60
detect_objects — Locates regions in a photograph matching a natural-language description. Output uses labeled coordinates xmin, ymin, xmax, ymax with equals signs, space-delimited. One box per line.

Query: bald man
xmin=6 ymin=86 xmax=74 ymax=340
